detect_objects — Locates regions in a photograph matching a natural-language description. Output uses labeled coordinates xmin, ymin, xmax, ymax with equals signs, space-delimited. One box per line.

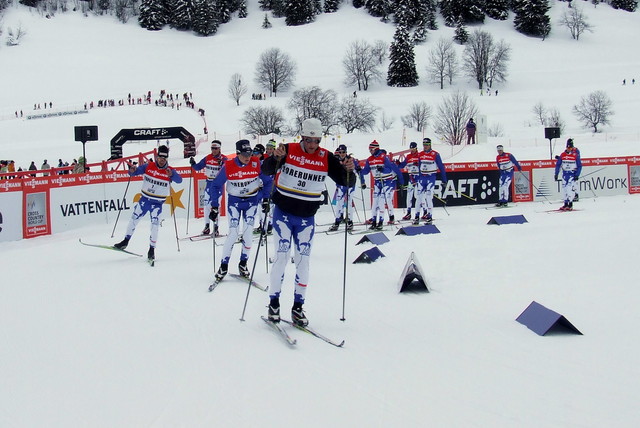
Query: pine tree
xmin=169 ymin=0 xmax=197 ymax=30
xmin=513 ymin=0 xmax=551 ymax=39
xmin=453 ymin=17 xmax=469 ymax=44
xmin=365 ymin=0 xmax=390 ymax=20
xmin=285 ymin=1 xmax=315 ymax=26
xmin=441 ymin=0 xmax=484 ymax=26
xmin=238 ymin=0 xmax=248 ymax=18
xmin=485 ymin=0 xmax=509 ymax=20
xmin=387 ymin=25 xmax=419 ymax=87
xmin=325 ymin=0 xmax=340 ymax=13
xmin=216 ymin=0 xmax=232 ymax=24
xmin=610 ymin=0 xmax=637 ymax=11
xmin=139 ymin=0 xmax=168 ymax=30
xmin=262 ymin=13 xmax=273 ymax=28
xmin=192 ymin=0 xmax=218 ymax=35
xmin=353 ymin=0 xmax=364 ymax=7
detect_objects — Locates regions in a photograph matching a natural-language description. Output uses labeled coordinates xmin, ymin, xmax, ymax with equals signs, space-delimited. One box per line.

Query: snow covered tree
xmin=572 ymin=90 xmax=614 ymax=133
xmin=453 ymin=18 xmax=469 ymax=44
xmin=262 ymin=13 xmax=272 ymax=28
xmin=387 ymin=25 xmax=419 ymax=87
xmin=168 ymin=0 xmax=196 ymax=30
xmin=352 ymin=0 xmax=364 ymax=7
xmin=139 ymin=0 xmax=168 ymax=30
xmin=324 ymin=0 xmax=341 ymax=13
xmin=401 ymin=101 xmax=431 ymax=132
xmin=610 ymin=0 xmax=637 ymax=11
xmin=241 ymin=105 xmax=286 ymax=135
xmin=238 ymin=0 xmax=248 ymax=18
xmin=485 ymin=0 xmax=509 ymax=20
xmin=216 ymin=0 xmax=232 ymax=24
xmin=192 ymin=0 xmax=218 ymax=36
xmin=285 ymin=0 xmax=315 ymax=26
xmin=513 ymin=0 xmax=551 ymax=39
xmin=365 ymin=0 xmax=391 ymax=20
xmin=441 ymin=0 xmax=484 ymax=26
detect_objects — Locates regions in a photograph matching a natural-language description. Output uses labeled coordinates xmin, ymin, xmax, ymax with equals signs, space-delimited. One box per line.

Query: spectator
xmin=29 ymin=161 xmax=37 ymax=177
xmin=41 ymin=159 xmax=51 ymax=176
xmin=466 ymin=118 xmax=477 ymax=145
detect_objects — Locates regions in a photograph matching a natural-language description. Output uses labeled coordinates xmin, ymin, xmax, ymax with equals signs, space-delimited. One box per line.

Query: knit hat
xmin=301 ymin=118 xmax=323 ymax=138
xmin=409 ymin=142 xmax=417 ymax=149
xmin=337 ymin=144 xmax=347 ymax=152
xmin=369 ymin=140 xmax=380 ymax=149
xmin=253 ymin=143 xmax=265 ymax=155
xmin=423 ymin=138 xmax=431 ymax=145
xmin=266 ymin=139 xmax=277 ymax=148
xmin=566 ymin=138 xmax=574 ymax=148
xmin=496 ymin=145 xmax=504 ymax=150
xmin=235 ymin=139 xmax=252 ymax=155
xmin=158 ymin=145 xmax=169 ymax=157
xmin=211 ymin=140 xmax=222 ymax=149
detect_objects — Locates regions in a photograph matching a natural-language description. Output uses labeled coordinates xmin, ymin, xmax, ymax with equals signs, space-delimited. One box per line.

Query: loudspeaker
xmin=544 ymin=127 xmax=560 ymax=140
xmin=75 ymin=126 xmax=99 ymax=142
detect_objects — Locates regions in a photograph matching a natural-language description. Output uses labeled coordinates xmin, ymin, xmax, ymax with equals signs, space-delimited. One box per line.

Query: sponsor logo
xmin=133 ymin=128 xmax=169 ymax=137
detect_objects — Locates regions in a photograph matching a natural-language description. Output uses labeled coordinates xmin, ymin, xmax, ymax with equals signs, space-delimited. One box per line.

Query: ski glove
xmin=554 ymin=174 xmax=559 ymax=181
xmin=189 ymin=157 xmax=196 ymax=166
xmin=261 ymin=199 xmax=270 ymax=214
xmin=574 ymin=174 xmax=580 ymax=180
xmin=361 ymin=183 xmax=367 ymax=190
xmin=209 ymin=207 xmax=219 ymax=221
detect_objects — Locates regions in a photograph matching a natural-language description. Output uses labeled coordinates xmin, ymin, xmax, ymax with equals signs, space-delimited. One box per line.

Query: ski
xmin=79 ymin=239 xmax=143 ymax=257
xmin=229 ymin=273 xmax=268 ymax=291
xmin=544 ymin=208 xmax=582 ymax=213
xmin=280 ymin=319 xmax=345 ymax=348
xmin=261 ymin=316 xmax=297 ymax=346
xmin=208 ymin=279 xmax=222 ymax=292
xmin=182 ymin=233 xmax=227 ymax=242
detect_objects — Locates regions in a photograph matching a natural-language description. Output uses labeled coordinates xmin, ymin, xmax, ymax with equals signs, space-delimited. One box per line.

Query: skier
xmin=417 ymin=138 xmax=447 ymax=224
xmin=397 ymin=141 xmax=422 ymax=222
xmin=251 ymin=143 xmax=272 ymax=235
xmin=190 ymin=140 xmax=228 ymax=236
xmin=114 ymin=145 xmax=183 ymax=261
xmin=261 ymin=118 xmax=356 ymax=326
xmin=360 ymin=140 xmax=404 ymax=230
xmin=554 ymin=142 xmax=582 ymax=211
xmin=328 ymin=144 xmax=364 ymax=232
xmin=566 ymin=138 xmax=581 ymax=202
xmin=495 ymin=145 xmax=522 ymax=207
xmin=210 ymin=140 xmax=271 ymax=282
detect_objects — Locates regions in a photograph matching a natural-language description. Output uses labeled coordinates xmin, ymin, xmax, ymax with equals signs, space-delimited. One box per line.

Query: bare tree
xmin=337 ymin=96 xmax=378 ymax=133
xmin=463 ymin=29 xmax=510 ymax=90
xmin=434 ymin=91 xmax=478 ymax=145
xmin=572 ymin=90 xmax=614 ymax=133
xmin=241 ymin=105 xmax=286 ymax=135
xmin=342 ymin=39 xmax=386 ymax=91
xmin=287 ymin=86 xmax=339 ymax=133
xmin=401 ymin=101 xmax=432 ymax=132
xmin=228 ymin=73 xmax=248 ymax=106
xmin=560 ymin=5 xmax=594 ymax=41
xmin=486 ymin=40 xmax=510 ymax=88
xmin=532 ymin=102 xmax=547 ymax=125
xmin=379 ymin=111 xmax=396 ymax=132
xmin=255 ymin=47 xmax=297 ymax=97
xmin=427 ymin=38 xmax=458 ymax=89
xmin=6 ymin=23 xmax=27 ymax=46
xmin=545 ymin=108 xmax=565 ymax=135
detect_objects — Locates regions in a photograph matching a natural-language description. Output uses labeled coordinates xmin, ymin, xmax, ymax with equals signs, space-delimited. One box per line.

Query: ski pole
xmin=169 ymin=193 xmax=180 ymax=252
xmin=185 ymin=169 xmax=193 ymax=235
xmin=451 ymin=189 xmax=476 ymax=201
xmin=111 ymin=168 xmax=132 ymax=238
xmin=340 ymin=170 xmax=352 ymax=321
xmin=434 ymin=194 xmax=450 ymax=216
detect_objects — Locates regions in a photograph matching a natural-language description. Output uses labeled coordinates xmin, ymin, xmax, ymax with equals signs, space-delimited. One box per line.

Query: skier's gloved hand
xmin=554 ymin=174 xmax=559 ymax=181
xmin=209 ymin=207 xmax=219 ymax=221
xmin=361 ymin=183 xmax=367 ymax=189
xmin=376 ymin=166 xmax=384 ymax=172
xmin=189 ymin=157 xmax=196 ymax=166
xmin=574 ymin=174 xmax=580 ymax=180
xmin=261 ymin=199 xmax=270 ymax=214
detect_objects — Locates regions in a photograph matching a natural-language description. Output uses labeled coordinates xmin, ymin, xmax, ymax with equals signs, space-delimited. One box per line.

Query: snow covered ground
xmin=1 ymin=2 xmax=640 ymax=427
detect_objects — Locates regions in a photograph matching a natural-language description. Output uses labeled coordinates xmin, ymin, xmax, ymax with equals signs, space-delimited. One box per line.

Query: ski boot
xmin=412 ymin=217 xmax=420 ymax=225
xmin=291 ymin=302 xmax=308 ymax=327
xmin=268 ymin=298 xmax=280 ymax=323
xmin=147 ymin=246 xmax=155 ymax=260
xmin=328 ymin=220 xmax=340 ymax=232
xmin=202 ymin=224 xmax=211 ymax=235
xmin=214 ymin=263 xmax=228 ymax=282
xmin=238 ymin=260 xmax=250 ymax=278
xmin=114 ymin=237 xmax=129 ymax=250
xmin=424 ymin=214 xmax=433 ymax=225
xmin=346 ymin=219 xmax=354 ymax=231
xmin=387 ymin=215 xmax=395 ymax=225
xmin=402 ymin=213 xmax=412 ymax=221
